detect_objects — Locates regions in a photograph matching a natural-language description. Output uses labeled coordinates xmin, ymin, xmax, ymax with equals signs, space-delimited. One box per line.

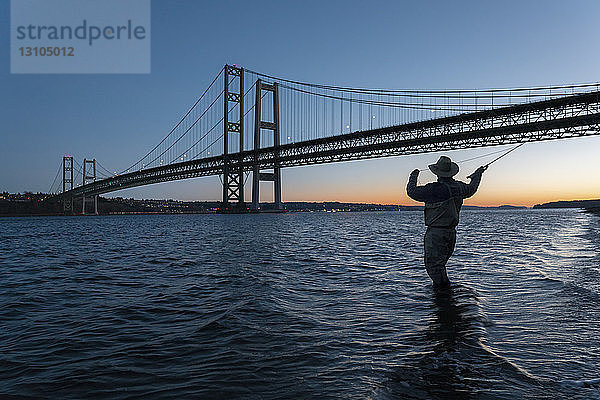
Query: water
xmin=1 ymin=209 xmax=599 ymax=399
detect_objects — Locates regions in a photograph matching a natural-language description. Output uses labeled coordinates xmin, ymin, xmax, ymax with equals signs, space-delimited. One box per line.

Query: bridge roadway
xmin=55 ymin=90 xmax=600 ymax=200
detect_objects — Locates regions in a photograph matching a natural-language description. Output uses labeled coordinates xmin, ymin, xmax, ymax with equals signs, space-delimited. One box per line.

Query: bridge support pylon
xmin=221 ymin=64 xmax=245 ymax=212
xmin=82 ymin=158 xmax=98 ymax=215
xmin=251 ymin=79 xmax=282 ymax=211
xmin=62 ymin=156 xmax=73 ymax=213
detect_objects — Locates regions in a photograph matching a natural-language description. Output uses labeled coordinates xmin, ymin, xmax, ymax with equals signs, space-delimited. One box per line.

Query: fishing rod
xmin=466 ymin=143 xmax=525 ymax=179
xmin=416 ymin=143 xmax=525 ymax=177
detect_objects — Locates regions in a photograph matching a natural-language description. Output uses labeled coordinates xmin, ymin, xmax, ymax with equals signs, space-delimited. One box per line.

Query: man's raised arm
xmin=462 ymin=166 xmax=487 ymax=198
xmin=406 ymin=169 xmax=427 ymax=202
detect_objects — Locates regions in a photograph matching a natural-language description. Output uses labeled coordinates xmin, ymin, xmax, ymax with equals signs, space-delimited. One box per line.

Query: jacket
xmin=406 ymin=170 xmax=483 ymax=228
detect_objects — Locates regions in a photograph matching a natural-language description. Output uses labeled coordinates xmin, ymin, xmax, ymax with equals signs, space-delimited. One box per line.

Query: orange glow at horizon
xmin=276 ymin=136 xmax=600 ymax=207
xmin=281 ymin=191 xmax=600 ymax=208
xmin=281 ymin=176 xmax=600 ymax=207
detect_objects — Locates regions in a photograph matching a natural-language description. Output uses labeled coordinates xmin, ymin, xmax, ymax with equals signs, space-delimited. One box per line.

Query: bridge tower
xmin=222 ymin=64 xmax=245 ymax=211
xmin=62 ymin=156 xmax=73 ymax=213
xmin=82 ymin=158 xmax=98 ymax=215
xmin=251 ymin=79 xmax=282 ymax=211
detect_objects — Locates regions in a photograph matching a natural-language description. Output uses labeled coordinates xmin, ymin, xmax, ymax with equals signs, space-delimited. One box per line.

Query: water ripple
xmin=0 ymin=210 xmax=599 ymax=399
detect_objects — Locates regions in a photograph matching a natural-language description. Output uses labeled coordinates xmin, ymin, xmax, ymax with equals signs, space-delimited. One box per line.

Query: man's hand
xmin=476 ymin=165 xmax=488 ymax=174
xmin=467 ymin=165 xmax=487 ymax=179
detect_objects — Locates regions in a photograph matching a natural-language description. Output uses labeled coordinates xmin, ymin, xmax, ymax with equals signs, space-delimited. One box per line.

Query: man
xmin=406 ymin=156 xmax=486 ymax=288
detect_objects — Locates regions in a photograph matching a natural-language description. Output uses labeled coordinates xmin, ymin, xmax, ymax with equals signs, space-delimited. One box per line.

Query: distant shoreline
xmin=532 ymin=199 xmax=600 ymax=209
xmin=3 ymin=193 xmax=600 ymax=217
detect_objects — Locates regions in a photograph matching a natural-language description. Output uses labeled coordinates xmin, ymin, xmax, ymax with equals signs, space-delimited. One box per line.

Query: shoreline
xmin=2 ymin=207 xmax=592 ymax=218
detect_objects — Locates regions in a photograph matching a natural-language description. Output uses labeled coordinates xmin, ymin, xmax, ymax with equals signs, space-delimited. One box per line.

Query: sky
xmin=1 ymin=0 xmax=599 ymax=207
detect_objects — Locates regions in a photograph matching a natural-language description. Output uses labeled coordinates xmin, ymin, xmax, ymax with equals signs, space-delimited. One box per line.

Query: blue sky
xmin=1 ymin=1 xmax=599 ymax=205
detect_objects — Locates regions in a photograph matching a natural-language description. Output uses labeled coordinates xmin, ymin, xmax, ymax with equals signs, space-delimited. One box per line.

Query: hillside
xmin=533 ymin=199 xmax=600 ymax=209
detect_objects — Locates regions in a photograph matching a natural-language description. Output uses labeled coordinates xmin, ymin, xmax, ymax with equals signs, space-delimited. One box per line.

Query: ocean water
xmin=1 ymin=209 xmax=599 ymax=399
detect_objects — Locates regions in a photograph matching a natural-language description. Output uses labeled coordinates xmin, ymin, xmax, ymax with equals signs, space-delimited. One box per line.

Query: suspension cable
xmin=122 ymin=66 xmax=225 ymax=173
xmin=143 ymin=89 xmax=225 ymax=168
xmin=246 ymin=68 xmax=600 ymax=95
xmin=96 ymin=160 xmax=116 ymax=177
xmin=48 ymin=162 xmax=62 ymax=194
xmin=278 ymin=83 xmax=490 ymax=111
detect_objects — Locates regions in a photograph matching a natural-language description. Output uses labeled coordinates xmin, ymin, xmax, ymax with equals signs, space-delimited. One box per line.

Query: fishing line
xmin=416 ymin=143 xmax=525 ymax=183
xmin=484 ymin=142 xmax=525 ymax=168
xmin=418 ymin=146 xmax=514 ymax=172
xmin=466 ymin=143 xmax=525 ymax=178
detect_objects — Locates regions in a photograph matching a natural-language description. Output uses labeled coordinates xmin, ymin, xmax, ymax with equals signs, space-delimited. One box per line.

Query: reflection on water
xmin=1 ymin=209 xmax=599 ymax=399
xmin=425 ymin=287 xmax=478 ymax=399
xmin=382 ymin=284 xmax=548 ymax=400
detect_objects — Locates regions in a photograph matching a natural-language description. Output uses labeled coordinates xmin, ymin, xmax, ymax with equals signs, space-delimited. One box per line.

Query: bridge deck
xmin=54 ymin=90 xmax=600 ymax=199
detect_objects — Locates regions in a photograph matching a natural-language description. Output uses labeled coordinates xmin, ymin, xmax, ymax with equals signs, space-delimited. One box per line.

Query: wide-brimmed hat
xmin=428 ymin=156 xmax=459 ymax=177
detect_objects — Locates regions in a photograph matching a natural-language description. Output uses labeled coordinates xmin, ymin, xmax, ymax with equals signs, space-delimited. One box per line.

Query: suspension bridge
xmin=48 ymin=64 xmax=600 ymax=213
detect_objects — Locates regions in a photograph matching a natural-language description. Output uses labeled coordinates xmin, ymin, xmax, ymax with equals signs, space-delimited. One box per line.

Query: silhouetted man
xmin=406 ymin=156 xmax=486 ymax=288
